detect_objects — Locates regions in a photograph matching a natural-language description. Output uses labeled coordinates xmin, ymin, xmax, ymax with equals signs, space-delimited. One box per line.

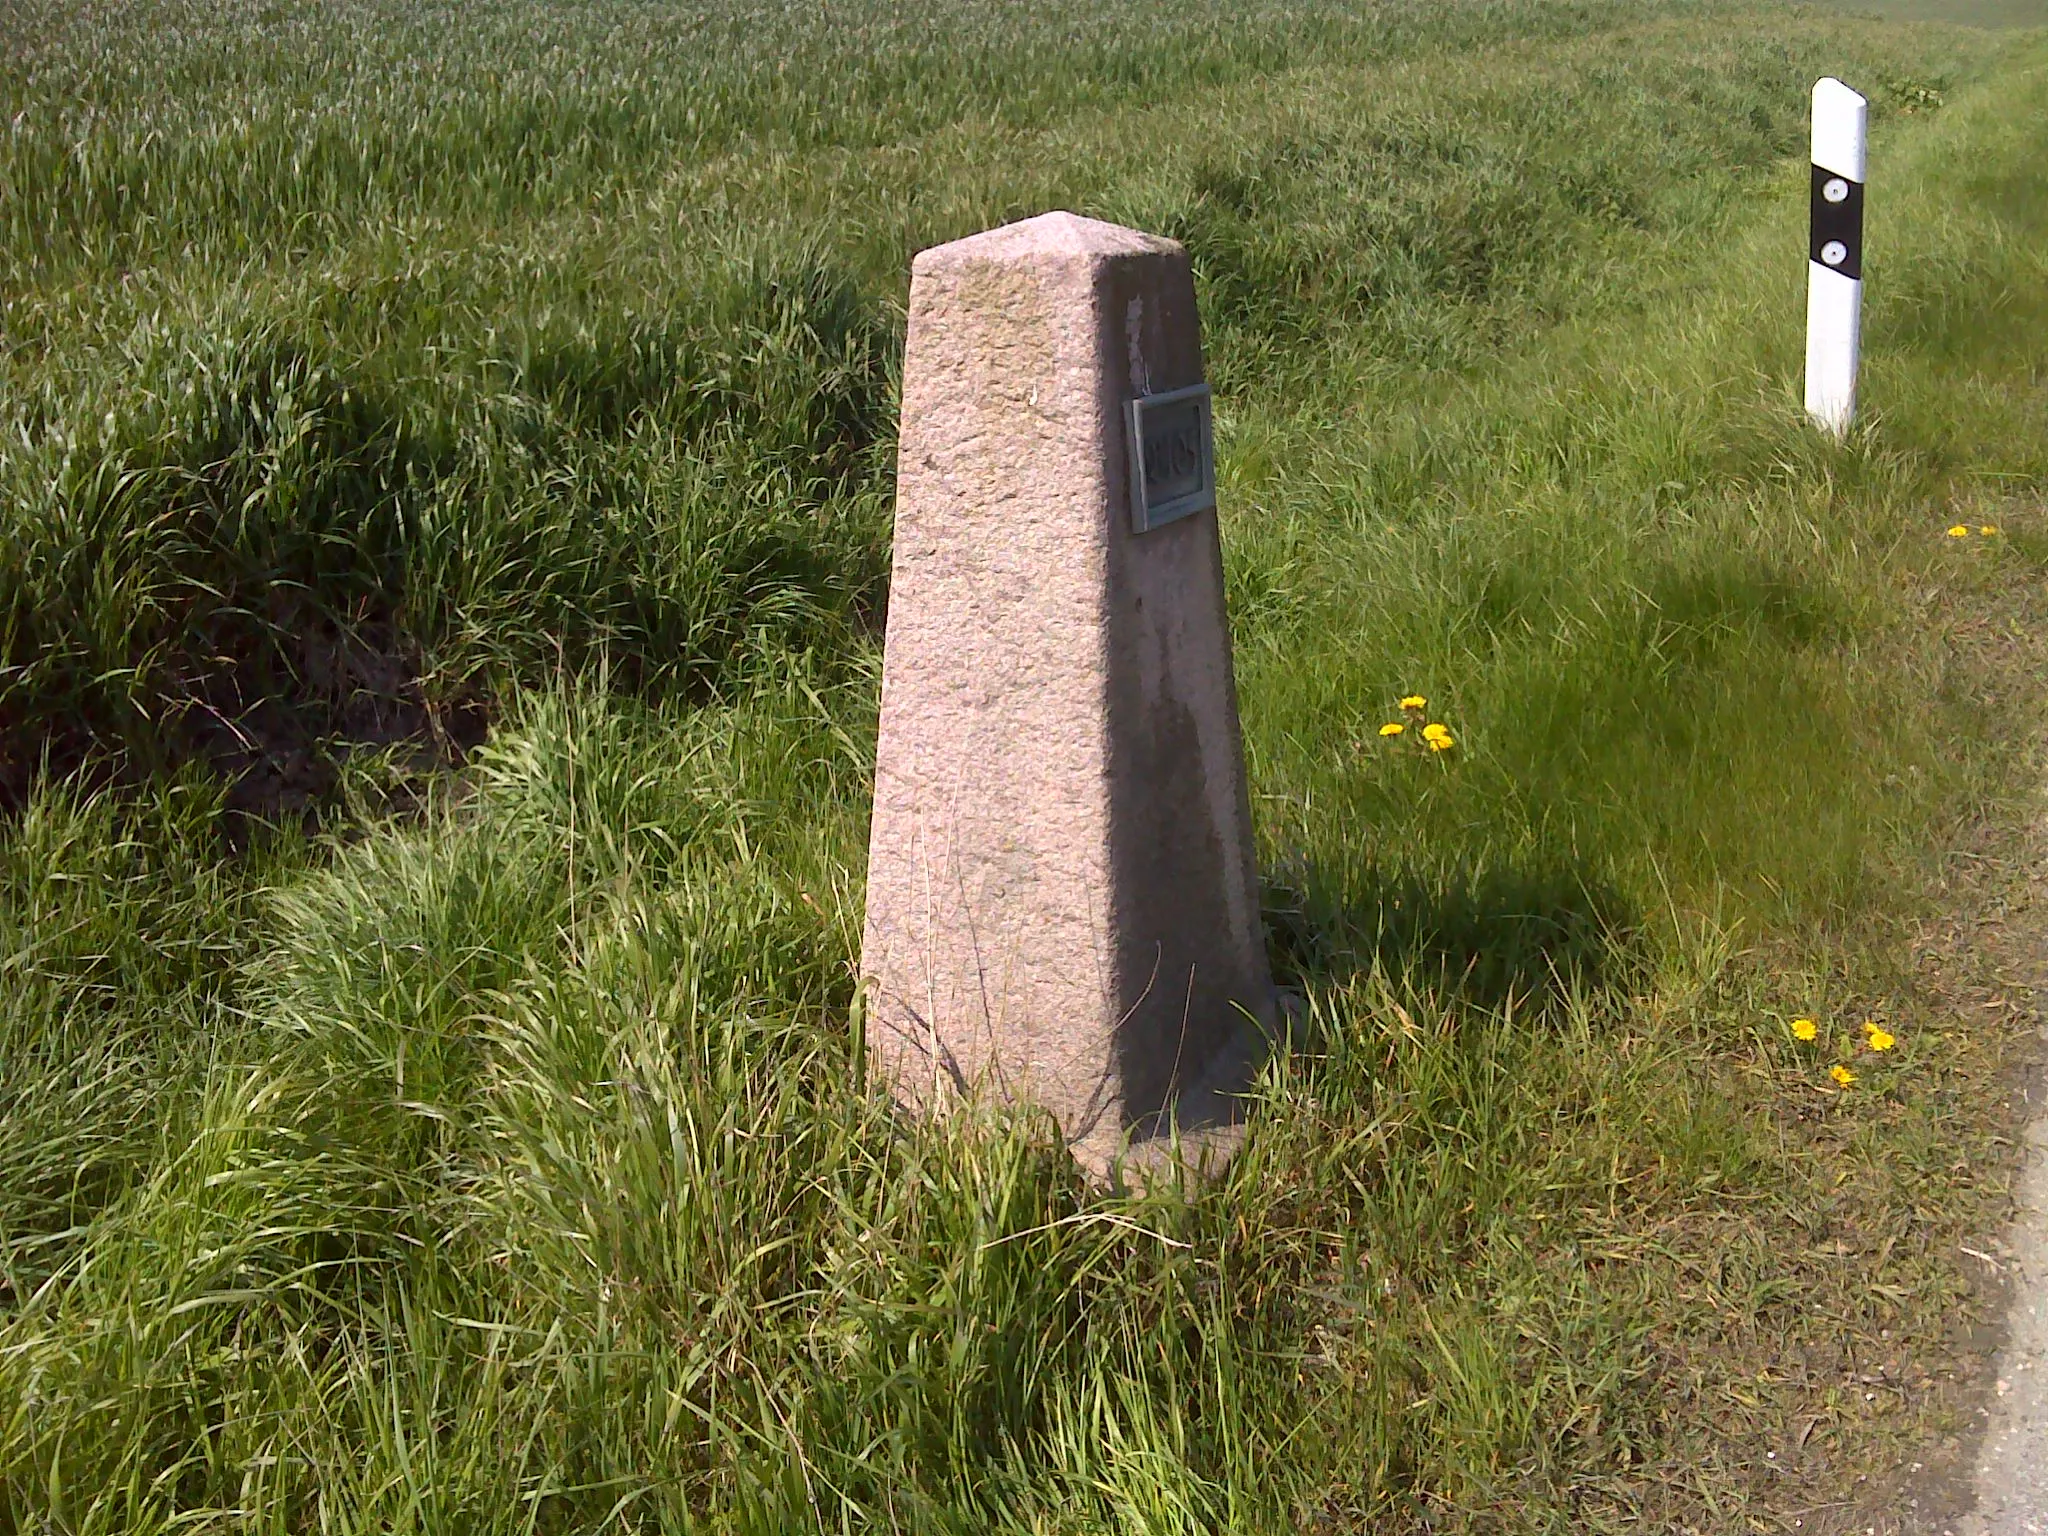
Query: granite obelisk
xmin=860 ymin=211 xmax=1275 ymax=1175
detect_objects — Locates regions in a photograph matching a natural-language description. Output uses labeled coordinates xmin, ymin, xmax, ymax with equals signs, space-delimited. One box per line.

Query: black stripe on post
xmin=1809 ymin=163 xmax=1865 ymax=281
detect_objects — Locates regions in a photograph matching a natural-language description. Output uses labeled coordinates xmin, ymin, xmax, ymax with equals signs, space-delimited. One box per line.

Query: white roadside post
xmin=1805 ymin=76 xmax=1868 ymax=436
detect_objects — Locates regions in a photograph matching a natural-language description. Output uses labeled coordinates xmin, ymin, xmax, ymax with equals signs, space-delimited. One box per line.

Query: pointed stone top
xmin=912 ymin=210 xmax=1183 ymax=277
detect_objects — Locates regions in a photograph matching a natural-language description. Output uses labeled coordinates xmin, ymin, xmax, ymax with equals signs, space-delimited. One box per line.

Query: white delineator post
xmin=860 ymin=211 xmax=1276 ymax=1177
xmin=1805 ymin=77 xmax=1868 ymax=436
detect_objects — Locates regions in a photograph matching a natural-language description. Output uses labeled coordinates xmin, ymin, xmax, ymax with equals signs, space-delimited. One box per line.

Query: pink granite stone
xmin=860 ymin=211 xmax=1274 ymax=1176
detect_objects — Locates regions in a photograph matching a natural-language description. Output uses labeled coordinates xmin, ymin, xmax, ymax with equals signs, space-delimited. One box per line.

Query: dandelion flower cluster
xmin=1375 ymin=695 xmax=1457 ymax=755
xmin=1789 ymin=1013 xmax=1897 ymax=1089
xmin=1947 ymin=523 xmax=2003 ymax=539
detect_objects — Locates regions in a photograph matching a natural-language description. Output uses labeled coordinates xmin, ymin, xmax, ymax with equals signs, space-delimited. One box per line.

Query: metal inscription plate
xmin=1125 ymin=383 xmax=1215 ymax=533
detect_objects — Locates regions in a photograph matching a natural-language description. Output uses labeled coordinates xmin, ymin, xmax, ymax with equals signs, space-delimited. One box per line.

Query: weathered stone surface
xmin=860 ymin=210 xmax=1274 ymax=1175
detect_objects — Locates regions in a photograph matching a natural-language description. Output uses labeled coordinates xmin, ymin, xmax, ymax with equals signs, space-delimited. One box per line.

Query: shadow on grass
xmin=1263 ymin=856 xmax=1641 ymax=1013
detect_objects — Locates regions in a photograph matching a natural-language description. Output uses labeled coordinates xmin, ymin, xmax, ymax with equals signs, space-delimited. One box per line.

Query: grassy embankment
xmin=4 ymin=0 xmax=2048 ymax=1528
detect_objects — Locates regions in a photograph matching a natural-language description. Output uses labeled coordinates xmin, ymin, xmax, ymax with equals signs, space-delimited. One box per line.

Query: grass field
xmin=5 ymin=0 xmax=2048 ymax=1529
xmin=1821 ymin=0 xmax=2047 ymax=31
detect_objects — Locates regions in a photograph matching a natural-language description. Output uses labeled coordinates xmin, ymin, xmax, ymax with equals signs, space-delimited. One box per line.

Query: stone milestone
xmin=860 ymin=210 xmax=1276 ymax=1176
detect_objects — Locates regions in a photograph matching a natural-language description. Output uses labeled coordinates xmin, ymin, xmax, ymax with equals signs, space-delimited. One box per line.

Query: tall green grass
xmin=3 ymin=0 xmax=2047 ymax=1528
xmin=0 ymin=0 xmax=1976 ymax=796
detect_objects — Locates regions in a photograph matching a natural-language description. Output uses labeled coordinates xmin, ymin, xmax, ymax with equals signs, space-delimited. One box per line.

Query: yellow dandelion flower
xmin=1400 ymin=695 xmax=1427 ymax=711
xmin=1830 ymin=1064 xmax=1856 ymax=1088
xmin=1379 ymin=722 xmax=1406 ymax=737
xmin=1790 ymin=1017 xmax=1818 ymax=1042
xmin=1947 ymin=525 xmax=1971 ymax=538
xmin=1428 ymin=736 xmax=1454 ymax=753
xmin=1863 ymin=1022 xmax=1895 ymax=1052
xmin=1981 ymin=524 xmax=2002 ymax=537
